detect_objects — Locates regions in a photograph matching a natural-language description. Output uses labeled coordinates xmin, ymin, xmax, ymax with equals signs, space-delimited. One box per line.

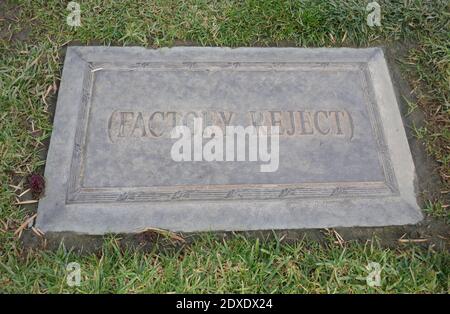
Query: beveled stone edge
xmin=366 ymin=48 xmax=422 ymax=219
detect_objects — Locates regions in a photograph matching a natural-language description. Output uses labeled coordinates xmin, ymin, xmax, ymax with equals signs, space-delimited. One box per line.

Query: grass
xmin=1 ymin=235 xmax=449 ymax=293
xmin=0 ymin=0 xmax=449 ymax=293
xmin=424 ymin=201 xmax=450 ymax=224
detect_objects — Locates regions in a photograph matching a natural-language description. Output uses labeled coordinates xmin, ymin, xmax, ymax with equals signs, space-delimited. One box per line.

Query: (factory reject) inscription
xmin=107 ymin=110 xmax=354 ymax=141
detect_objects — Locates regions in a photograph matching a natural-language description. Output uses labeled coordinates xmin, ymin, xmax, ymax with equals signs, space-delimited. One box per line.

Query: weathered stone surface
xmin=36 ymin=47 xmax=422 ymax=234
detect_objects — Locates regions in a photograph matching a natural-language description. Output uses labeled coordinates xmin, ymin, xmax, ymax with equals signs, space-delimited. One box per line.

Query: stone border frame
xmin=66 ymin=60 xmax=398 ymax=203
xmin=36 ymin=47 xmax=422 ymax=234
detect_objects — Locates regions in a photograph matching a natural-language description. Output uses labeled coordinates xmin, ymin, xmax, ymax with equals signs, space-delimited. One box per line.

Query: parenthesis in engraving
xmin=108 ymin=110 xmax=118 ymax=143
xmin=344 ymin=109 xmax=354 ymax=141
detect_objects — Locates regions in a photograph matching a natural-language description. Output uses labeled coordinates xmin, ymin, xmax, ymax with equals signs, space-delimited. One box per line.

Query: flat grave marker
xmin=36 ymin=47 xmax=422 ymax=234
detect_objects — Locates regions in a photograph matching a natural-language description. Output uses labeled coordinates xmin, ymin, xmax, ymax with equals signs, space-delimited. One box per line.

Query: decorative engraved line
xmin=359 ymin=64 xmax=399 ymax=194
xmin=91 ymin=62 xmax=362 ymax=72
xmin=70 ymin=181 xmax=392 ymax=203
xmin=66 ymin=63 xmax=94 ymax=202
xmin=344 ymin=109 xmax=354 ymax=141
xmin=77 ymin=181 xmax=389 ymax=192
